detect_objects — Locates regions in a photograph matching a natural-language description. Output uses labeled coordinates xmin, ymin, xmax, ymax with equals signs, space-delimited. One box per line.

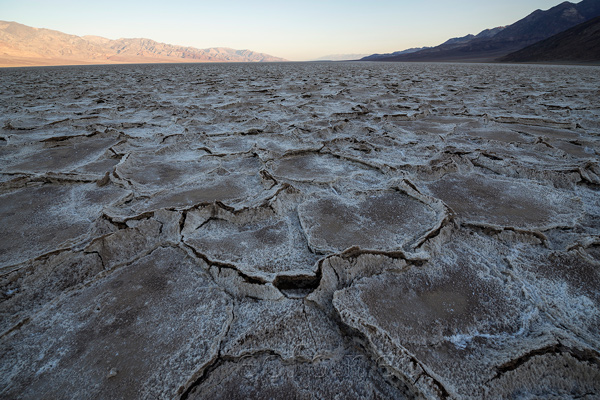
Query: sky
xmin=1 ymin=0 xmax=567 ymax=61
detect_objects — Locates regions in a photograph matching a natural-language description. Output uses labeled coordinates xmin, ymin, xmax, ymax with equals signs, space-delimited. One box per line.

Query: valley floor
xmin=1 ymin=62 xmax=599 ymax=399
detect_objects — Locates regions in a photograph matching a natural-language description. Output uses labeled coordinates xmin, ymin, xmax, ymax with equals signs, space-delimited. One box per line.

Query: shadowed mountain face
xmin=440 ymin=26 xmax=506 ymax=46
xmin=362 ymin=0 xmax=600 ymax=62
xmin=499 ymin=16 xmax=600 ymax=62
xmin=360 ymin=47 xmax=432 ymax=61
xmin=0 ymin=21 xmax=286 ymax=67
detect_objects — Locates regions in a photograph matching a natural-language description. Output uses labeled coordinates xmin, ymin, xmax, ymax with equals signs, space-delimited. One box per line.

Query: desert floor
xmin=1 ymin=62 xmax=600 ymax=399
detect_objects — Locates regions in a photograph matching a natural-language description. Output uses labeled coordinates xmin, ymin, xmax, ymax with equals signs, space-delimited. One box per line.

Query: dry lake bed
xmin=1 ymin=62 xmax=600 ymax=399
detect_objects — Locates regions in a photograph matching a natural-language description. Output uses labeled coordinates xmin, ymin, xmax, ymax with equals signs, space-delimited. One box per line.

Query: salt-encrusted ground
xmin=1 ymin=62 xmax=599 ymax=399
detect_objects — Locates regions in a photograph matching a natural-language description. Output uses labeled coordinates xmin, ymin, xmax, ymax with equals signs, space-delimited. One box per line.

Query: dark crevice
xmin=181 ymin=242 xmax=267 ymax=285
xmin=280 ymin=147 xmax=325 ymax=159
xmin=175 ymin=192 xmax=287 ymax=230
xmin=442 ymin=148 xmax=472 ymax=157
xmin=273 ymin=267 xmax=322 ymax=299
xmin=226 ymin=267 xmax=267 ymax=285
xmin=329 ymin=258 xmax=341 ymax=282
xmin=470 ymin=158 xmax=505 ymax=176
xmin=195 ymin=146 xmax=213 ymax=154
xmin=100 ymin=210 xmax=156 ymax=229
xmin=86 ymin=250 xmax=106 ymax=270
xmin=178 ymin=210 xmax=188 ymax=235
xmin=2 ymin=173 xmax=100 ymax=188
xmin=121 ymin=210 xmax=156 ymax=222
xmin=534 ymin=137 xmax=555 ymax=148
xmin=323 ymin=136 xmax=376 ymax=152
xmin=179 ymin=350 xmax=282 ymax=400
xmin=197 ymin=217 xmax=230 ymax=231
xmin=330 ymin=307 xmax=431 ymax=399
xmin=4 ymin=118 xmax=84 ymax=131
xmin=415 ymin=213 xmax=455 ymax=249
xmin=480 ymin=152 xmax=503 ymax=161
xmin=402 ymin=178 xmax=422 ymax=194
xmin=160 ymin=133 xmax=182 ymax=143
xmin=490 ymin=344 xmax=600 ymax=381
xmin=179 ymin=299 xmax=237 ymax=398
xmin=111 ymin=167 xmax=135 ymax=188
xmin=178 ymin=340 xmax=407 ymax=400
xmin=1 ymin=247 xmax=74 ymax=278
xmin=259 ymin=169 xmax=278 ymax=189
xmin=339 ymin=246 xmax=427 ymax=266
xmin=96 ymin=171 xmax=111 ymax=187
xmin=213 ymin=200 xmax=236 ymax=213
xmin=331 ymin=111 xmax=369 ymax=119
xmin=577 ymin=162 xmax=600 ymax=186
xmin=239 ymin=128 xmax=263 ymax=135
xmin=369 ymin=325 xmax=450 ymax=399
xmin=323 ymin=149 xmax=386 ymax=173
xmin=40 ymin=130 xmax=100 ymax=143
xmin=100 ymin=213 xmax=128 ymax=230
xmin=464 ymin=223 xmax=549 ymax=246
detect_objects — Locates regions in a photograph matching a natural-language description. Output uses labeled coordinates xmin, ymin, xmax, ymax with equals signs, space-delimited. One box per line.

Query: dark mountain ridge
xmin=362 ymin=0 xmax=600 ymax=62
xmin=360 ymin=47 xmax=432 ymax=61
xmin=441 ymin=26 xmax=506 ymax=46
xmin=499 ymin=15 xmax=600 ymax=62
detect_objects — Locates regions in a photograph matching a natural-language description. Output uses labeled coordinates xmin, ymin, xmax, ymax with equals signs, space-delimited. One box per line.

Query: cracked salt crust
xmin=1 ymin=62 xmax=599 ymax=399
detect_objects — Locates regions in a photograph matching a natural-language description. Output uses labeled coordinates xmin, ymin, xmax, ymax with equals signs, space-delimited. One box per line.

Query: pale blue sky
xmin=1 ymin=0 xmax=565 ymax=60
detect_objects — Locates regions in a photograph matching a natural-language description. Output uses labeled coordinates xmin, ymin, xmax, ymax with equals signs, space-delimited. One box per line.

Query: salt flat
xmin=1 ymin=62 xmax=599 ymax=399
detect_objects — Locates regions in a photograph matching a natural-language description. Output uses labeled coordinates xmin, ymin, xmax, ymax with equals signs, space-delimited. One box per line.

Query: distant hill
xmin=0 ymin=21 xmax=286 ymax=67
xmin=360 ymin=47 xmax=432 ymax=61
xmin=499 ymin=15 xmax=600 ymax=62
xmin=362 ymin=0 xmax=600 ymax=62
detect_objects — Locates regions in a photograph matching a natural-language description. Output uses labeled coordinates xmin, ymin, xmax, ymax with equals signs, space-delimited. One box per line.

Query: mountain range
xmin=3 ymin=0 xmax=599 ymax=67
xmin=360 ymin=47 xmax=433 ymax=61
xmin=0 ymin=21 xmax=286 ymax=67
xmin=362 ymin=0 xmax=600 ymax=63
xmin=499 ymin=15 xmax=600 ymax=62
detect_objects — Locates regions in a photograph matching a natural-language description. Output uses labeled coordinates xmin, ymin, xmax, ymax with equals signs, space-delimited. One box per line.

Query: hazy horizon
xmin=2 ymin=0 xmax=567 ymax=61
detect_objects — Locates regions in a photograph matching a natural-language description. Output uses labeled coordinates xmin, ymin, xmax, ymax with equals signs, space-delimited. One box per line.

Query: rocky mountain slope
xmin=362 ymin=0 xmax=600 ymax=62
xmin=499 ymin=15 xmax=600 ymax=62
xmin=440 ymin=26 xmax=506 ymax=46
xmin=360 ymin=47 xmax=432 ymax=61
xmin=0 ymin=21 xmax=286 ymax=67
